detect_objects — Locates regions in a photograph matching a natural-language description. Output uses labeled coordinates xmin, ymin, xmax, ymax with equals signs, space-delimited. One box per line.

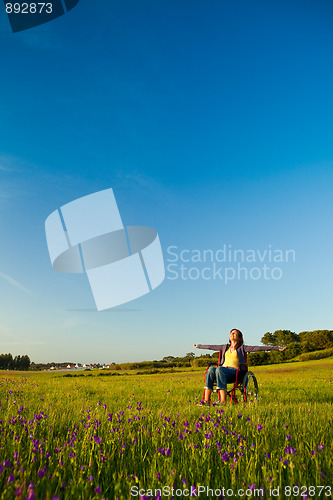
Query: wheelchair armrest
xmin=206 ymin=361 xmax=218 ymax=368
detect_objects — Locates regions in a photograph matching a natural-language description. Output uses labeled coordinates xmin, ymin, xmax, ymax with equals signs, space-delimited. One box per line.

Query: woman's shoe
xmin=197 ymin=400 xmax=211 ymax=407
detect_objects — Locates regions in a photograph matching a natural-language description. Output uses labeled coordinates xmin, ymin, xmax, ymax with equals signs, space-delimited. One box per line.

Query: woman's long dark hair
xmin=229 ymin=328 xmax=244 ymax=348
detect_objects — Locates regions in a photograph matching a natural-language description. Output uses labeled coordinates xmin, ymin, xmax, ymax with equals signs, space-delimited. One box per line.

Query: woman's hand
xmin=193 ymin=344 xmax=197 ymax=348
xmin=279 ymin=347 xmax=287 ymax=351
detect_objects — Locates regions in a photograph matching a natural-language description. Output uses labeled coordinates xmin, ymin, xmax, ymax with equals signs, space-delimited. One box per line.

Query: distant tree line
xmin=109 ymin=353 xmax=200 ymax=371
xmin=2 ymin=330 xmax=331 ymax=372
xmin=107 ymin=330 xmax=333 ymax=371
xmin=261 ymin=329 xmax=333 ymax=351
xmin=29 ymin=362 xmax=104 ymax=371
xmin=247 ymin=329 xmax=333 ymax=366
xmin=0 ymin=353 xmax=31 ymax=370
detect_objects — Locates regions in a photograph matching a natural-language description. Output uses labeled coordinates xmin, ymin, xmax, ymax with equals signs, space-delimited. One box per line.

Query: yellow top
xmin=222 ymin=348 xmax=239 ymax=369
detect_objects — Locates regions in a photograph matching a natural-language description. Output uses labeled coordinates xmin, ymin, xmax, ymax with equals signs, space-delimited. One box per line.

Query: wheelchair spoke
xmin=243 ymin=372 xmax=259 ymax=403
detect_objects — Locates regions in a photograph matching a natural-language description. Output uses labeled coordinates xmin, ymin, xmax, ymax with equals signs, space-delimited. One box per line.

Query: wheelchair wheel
xmin=242 ymin=371 xmax=259 ymax=403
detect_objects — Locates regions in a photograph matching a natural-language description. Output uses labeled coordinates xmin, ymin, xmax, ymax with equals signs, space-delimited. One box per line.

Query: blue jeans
xmin=205 ymin=366 xmax=238 ymax=391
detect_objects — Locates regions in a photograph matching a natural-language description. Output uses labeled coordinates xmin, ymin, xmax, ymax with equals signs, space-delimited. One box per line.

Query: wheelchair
xmin=203 ymin=352 xmax=259 ymax=404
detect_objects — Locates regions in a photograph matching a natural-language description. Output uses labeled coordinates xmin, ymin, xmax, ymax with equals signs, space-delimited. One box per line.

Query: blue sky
xmin=0 ymin=0 xmax=332 ymax=363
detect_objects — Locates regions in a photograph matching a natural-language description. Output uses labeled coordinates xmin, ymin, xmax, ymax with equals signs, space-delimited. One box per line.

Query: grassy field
xmin=0 ymin=359 xmax=332 ymax=499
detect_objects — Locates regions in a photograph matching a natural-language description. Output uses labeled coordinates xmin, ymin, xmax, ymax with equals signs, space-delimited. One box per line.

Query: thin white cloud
xmin=0 ymin=154 xmax=27 ymax=173
xmin=0 ymin=272 xmax=32 ymax=295
xmin=117 ymin=170 xmax=162 ymax=191
xmin=0 ymin=341 xmax=46 ymax=346
xmin=0 ymin=324 xmax=46 ymax=346
xmin=0 ymin=153 xmax=73 ymax=185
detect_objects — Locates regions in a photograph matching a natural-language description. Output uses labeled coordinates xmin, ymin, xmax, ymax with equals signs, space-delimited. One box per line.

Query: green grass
xmin=0 ymin=359 xmax=332 ymax=499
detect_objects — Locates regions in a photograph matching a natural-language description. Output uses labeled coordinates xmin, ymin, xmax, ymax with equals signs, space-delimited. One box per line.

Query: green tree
xmin=299 ymin=330 xmax=333 ymax=351
xmin=261 ymin=332 xmax=277 ymax=346
xmin=14 ymin=355 xmax=22 ymax=370
xmin=20 ymin=355 xmax=31 ymax=370
xmin=0 ymin=353 xmax=14 ymax=370
xmin=247 ymin=351 xmax=270 ymax=366
xmin=274 ymin=330 xmax=299 ymax=347
xmin=163 ymin=356 xmax=175 ymax=363
xmin=268 ymin=350 xmax=283 ymax=364
xmin=261 ymin=330 xmax=299 ymax=347
xmin=284 ymin=343 xmax=302 ymax=359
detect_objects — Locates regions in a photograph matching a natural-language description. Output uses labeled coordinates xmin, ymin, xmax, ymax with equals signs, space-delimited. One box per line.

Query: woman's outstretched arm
xmin=244 ymin=345 xmax=287 ymax=352
xmin=193 ymin=344 xmax=226 ymax=351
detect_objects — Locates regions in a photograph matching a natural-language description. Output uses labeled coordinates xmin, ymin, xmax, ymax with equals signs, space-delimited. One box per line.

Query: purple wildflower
xmin=38 ymin=466 xmax=47 ymax=478
xmin=284 ymin=446 xmax=296 ymax=455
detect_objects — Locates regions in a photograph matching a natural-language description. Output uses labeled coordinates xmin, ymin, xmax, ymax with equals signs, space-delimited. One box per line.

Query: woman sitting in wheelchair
xmin=194 ymin=329 xmax=286 ymax=406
